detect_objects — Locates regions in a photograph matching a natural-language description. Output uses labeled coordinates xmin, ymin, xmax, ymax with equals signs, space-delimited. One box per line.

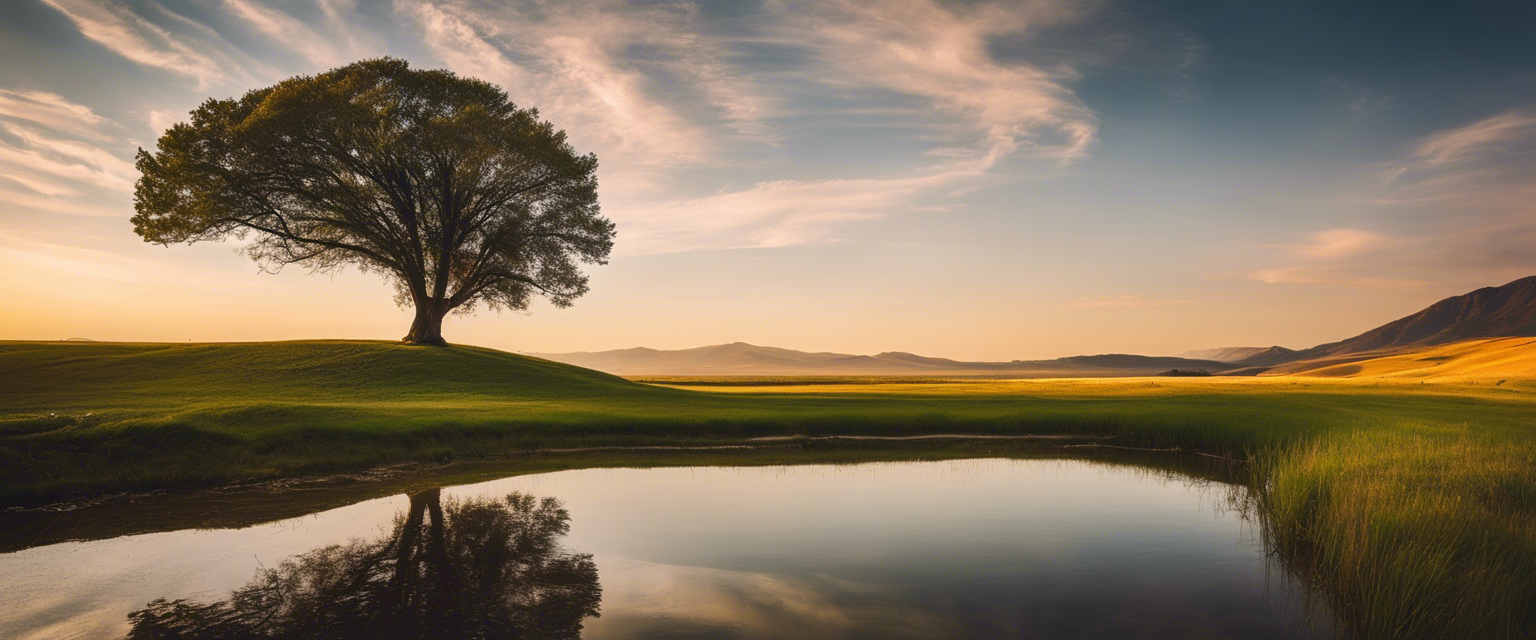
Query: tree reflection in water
xmin=126 ymin=490 xmax=600 ymax=640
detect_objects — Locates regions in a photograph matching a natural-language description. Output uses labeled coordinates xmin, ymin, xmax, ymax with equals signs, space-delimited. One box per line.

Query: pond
xmin=0 ymin=457 xmax=1333 ymax=639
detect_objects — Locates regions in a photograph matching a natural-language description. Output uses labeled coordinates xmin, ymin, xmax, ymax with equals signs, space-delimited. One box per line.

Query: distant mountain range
xmin=528 ymin=343 xmax=1229 ymax=377
xmin=533 ymin=275 xmax=1536 ymax=377
xmin=1178 ymin=346 xmax=1293 ymax=363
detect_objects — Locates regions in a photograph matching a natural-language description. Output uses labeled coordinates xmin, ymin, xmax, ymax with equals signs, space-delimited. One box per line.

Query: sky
xmin=1 ymin=0 xmax=1534 ymax=360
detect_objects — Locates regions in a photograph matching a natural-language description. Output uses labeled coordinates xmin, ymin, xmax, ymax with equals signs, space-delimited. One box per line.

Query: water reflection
xmin=124 ymin=489 xmax=600 ymax=640
xmin=0 ymin=458 xmax=1333 ymax=640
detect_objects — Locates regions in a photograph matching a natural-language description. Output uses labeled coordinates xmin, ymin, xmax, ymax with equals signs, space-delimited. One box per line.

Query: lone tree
xmin=133 ymin=58 xmax=613 ymax=345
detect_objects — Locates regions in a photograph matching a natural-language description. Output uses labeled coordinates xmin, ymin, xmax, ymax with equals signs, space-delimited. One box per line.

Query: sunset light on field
xmin=5 ymin=5 xmax=1536 ymax=639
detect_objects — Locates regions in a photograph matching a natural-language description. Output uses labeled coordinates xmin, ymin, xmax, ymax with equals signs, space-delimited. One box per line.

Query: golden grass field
xmin=1261 ymin=336 xmax=1536 ymax=380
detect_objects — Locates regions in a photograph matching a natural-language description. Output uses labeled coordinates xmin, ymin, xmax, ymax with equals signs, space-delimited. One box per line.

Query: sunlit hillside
xmin=1268 ymin=337 xmax=1536 ymax=381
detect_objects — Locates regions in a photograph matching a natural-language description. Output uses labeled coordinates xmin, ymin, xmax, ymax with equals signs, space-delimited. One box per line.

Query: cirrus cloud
xmin=402 ymin=0 xmax=1101 ymax=253
xmin=1247 ymin=110 xmax=1536 ymax=289
xmin=38 ymin=0 xmax=226 ymax=87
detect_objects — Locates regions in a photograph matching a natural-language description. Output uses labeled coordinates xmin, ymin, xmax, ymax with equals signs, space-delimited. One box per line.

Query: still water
xmin=0 ymin=458 xmax=1332 ymax=639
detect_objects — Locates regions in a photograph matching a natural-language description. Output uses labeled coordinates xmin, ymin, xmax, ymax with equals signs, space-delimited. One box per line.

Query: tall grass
xmin=1255 ymin=430 xmax=1536 ymax=639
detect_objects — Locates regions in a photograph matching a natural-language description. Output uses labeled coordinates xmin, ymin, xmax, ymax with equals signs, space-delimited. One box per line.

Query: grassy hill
xmin=0 ymin=340 xmax=712 ymax=500
xmin=1265 ymin=337 xmax=1536 ymax=381
xmin=0 ymin=339 xmax=643 ymax=406
xmin=3 ymin=340 xmax=1536 ymax=638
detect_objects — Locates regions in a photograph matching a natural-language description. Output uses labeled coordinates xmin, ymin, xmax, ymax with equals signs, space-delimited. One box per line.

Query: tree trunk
xmin=389 ymin=488 xmax=442 ymax=627
xmin=402 ymin=301 xmax=448 ymax=346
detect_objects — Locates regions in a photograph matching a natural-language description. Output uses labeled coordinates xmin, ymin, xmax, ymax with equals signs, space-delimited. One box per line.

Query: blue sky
xmin=1 ymin=0 xmax=1534 ymax=358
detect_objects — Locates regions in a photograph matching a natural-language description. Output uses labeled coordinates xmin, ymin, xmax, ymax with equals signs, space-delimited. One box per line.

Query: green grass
xmin=3 ymin=339 xmax=1535 ymax=639
xmin=1256 ymin=431 xmax=1536 ymax=638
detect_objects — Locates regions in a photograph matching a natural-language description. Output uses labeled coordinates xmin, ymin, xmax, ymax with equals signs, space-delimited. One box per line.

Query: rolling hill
xmin=0 ymin=339 xmax=642 ymax=406
xmin=528 ymin=342 xmax=1229 ymax=377
xmin=1259 ymin=337 xmax=1536 ymax=381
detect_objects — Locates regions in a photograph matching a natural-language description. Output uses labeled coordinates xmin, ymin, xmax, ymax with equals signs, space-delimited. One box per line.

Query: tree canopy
xmin=133 ymin=58 xmax=613 ymax=345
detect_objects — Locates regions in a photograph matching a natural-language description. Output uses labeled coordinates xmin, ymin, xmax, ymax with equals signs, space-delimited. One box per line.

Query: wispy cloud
xmin=0 ymin=137 xmax=133 ymax=193
xmin=1242 ymin=267 xmax=1429 ymax=289
xmin=1410 ymin=111 xmax=1536 ymax=168
xmin=0 ymin=89 xmax=133 ymax=215
xmin=0 ymin=173 xmax=79 ymax=198
xmin=399 ymin=0 xmax=1100 ymax=253
xmin=777 ymin=0 xmax=1097 ymax=165
xmin=0 ymin=89 xmax=108 ymax=135
xmin=1243 ymin=230 xmax=1424 ymax=288
xmin=38 ymin=0 xmax=225 ymax=86
xmin=412 ymin=3 xmax=528 ymax=90
xmin=1290 ymin=228 xmax=1392 ymax=259
xmin=408 ymin=0 xmax=717 ymax=187
xmin=221 ymin=0 xmax=358 ymax=68
xmin=1 ymin=123 xmax=136 ymax=183
xmin=28 ymin=0 xmax=1105 ymax=251
xmin=144 ymin=109 xmax=181 ymax=135
xmin=1368 ymin=110 xmax=1536 ymax=215
xmin=1385 ymin=111 xmax=1536 ymax=244
xmin=615 ymin=172 xmax=952 ymax=254
xmin=1244 ymin=267 xmax=1315 ymax=285
xmin=0 ymin=186 xmax=123 ymax=217
xmin=1248 ymin=111 xmax=1536 ymax=287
